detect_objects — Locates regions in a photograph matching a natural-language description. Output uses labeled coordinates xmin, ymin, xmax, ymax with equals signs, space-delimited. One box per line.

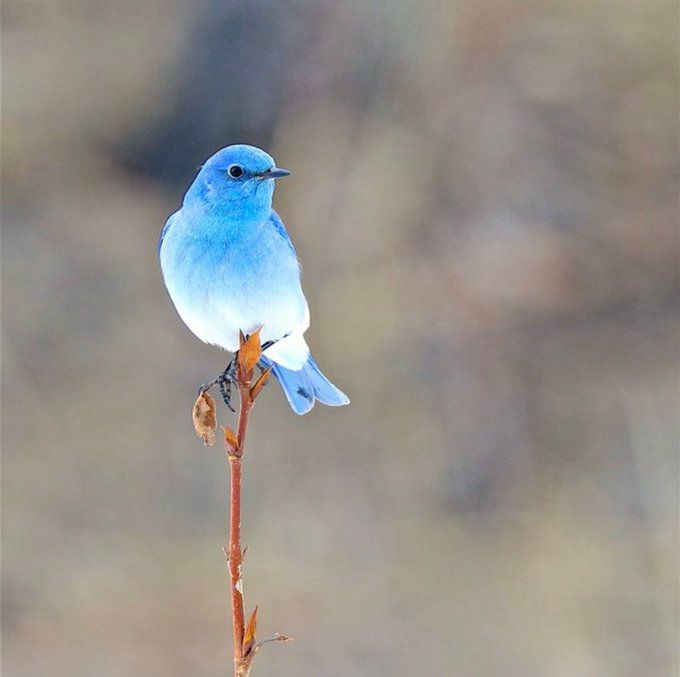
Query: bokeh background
xmin=2 ymin=1 xmax=678 ymax=675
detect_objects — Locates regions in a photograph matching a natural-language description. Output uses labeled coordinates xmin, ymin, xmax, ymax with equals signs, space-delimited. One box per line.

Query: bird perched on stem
xmin=159 ymin=144 xmax=349 ymax=414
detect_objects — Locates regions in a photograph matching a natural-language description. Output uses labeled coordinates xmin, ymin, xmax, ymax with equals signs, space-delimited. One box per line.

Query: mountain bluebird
xmin=159 ymin=144 xmax=349 ymax=414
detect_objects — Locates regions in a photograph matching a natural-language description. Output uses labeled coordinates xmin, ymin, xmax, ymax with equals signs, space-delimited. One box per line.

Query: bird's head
xmin=185 ymin=144 xmax=290 ymax=216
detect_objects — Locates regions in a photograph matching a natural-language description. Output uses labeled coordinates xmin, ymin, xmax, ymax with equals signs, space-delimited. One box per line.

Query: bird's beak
xmin=257 ymin=167 xmax=291 ymax=179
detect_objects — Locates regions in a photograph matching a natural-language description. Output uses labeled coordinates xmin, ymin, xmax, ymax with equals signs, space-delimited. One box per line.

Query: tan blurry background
xmin=2 ymin=1 xmax=678 ymax=675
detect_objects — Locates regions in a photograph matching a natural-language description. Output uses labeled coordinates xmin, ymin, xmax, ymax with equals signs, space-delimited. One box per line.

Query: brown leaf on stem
xmin=192 ymin=391 xmax=217 ymax=446
xmin=222 ymin=426 xmax=240 ymax=456
xmin=250 ymin=368 xmax=272 ymax=401
xmin=242 ymin=605 xmax=258 ymax=656
xmin=238 ymin=327 xmax=263 ymax=373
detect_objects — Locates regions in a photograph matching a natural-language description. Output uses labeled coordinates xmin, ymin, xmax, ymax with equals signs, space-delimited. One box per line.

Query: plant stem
xmin=228 ymin=452 xmax=245 ymax=670
xmin=227 ymin=374 xmax=254 ymax=676
xmin=207 ymin=330 xmax=288 ymax=676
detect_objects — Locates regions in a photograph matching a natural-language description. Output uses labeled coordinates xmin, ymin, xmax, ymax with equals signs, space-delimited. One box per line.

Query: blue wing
xmin=269 ymin=210 xmax=297 ymax=256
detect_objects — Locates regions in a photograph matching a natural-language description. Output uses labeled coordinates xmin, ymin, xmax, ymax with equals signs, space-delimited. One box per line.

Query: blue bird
xmin=159 ymin=144 xmax=349 ymax=414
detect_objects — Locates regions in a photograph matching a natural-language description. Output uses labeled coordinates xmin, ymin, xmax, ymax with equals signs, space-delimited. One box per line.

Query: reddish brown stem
xmin=227 ymin=378 xmax=253 ymax=676
xmin=216 ymin=330 xmax=289 ymax=676
xmin=227 ymin=452 xmax=245 ymax=664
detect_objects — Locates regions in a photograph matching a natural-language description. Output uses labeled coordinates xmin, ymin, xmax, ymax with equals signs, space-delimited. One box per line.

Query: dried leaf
xmin=238 ymin=327 xmax=263 ymax=373
xmin=250 ymin=368 xmax=272 ymax=401
xmin=222 ymin=425 xmax=239 ymax=456
xmin=192 ymin=391 xmax=217 ymax=446
xmin=242 ymin=605 xmax=258 ymax=656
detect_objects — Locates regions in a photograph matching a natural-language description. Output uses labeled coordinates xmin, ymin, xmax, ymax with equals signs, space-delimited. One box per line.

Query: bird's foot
xmin=197 ymin=356 xmax=238 ymax=412
xmin=256 ymin=340 xmax=275 ymax=376
xmin=257 ymin=341 xmax=273 ymax=368
xmin=197 ymin=337 xmax=276 ymax=410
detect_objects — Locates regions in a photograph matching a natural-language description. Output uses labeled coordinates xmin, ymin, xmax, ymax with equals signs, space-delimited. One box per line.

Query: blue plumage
xmin=260 ymin=354 xmax=350 ymax=415
xmin=159 ymin=144 xmax=349 ymax=414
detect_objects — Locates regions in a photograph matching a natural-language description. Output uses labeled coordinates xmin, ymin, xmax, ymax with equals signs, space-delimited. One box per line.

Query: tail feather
xmin=261 ymin=354 xmax=350 ymax=415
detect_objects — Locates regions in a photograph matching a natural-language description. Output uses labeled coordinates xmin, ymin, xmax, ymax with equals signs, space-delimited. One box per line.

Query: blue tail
xmin=260 ymin=354 xmax=350 ymax=415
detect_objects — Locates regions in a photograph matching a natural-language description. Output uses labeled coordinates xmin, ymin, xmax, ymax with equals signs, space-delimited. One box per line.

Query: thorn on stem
xmin=242 ymin=605 xmax=258 ymax=656
xmin=223 ymin=425 xmax=240 ymax=456
xmin=250 ymin=367 xmax=272 ymax=400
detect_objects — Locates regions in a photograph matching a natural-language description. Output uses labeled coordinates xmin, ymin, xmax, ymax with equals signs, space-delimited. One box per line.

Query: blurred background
xmin=2 ymin=0 xmax=678 ymax=675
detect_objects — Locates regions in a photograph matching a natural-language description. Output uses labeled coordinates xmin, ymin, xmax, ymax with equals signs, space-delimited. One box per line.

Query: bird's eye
xmin=227 ymin=165 xmax=244 ymax=179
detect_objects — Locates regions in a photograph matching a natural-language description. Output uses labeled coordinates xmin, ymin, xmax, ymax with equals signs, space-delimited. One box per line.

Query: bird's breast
xmin=160 ymin=212 xmax=307 ymax=350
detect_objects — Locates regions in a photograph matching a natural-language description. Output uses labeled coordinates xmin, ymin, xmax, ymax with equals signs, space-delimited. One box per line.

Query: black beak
xmin=257 ymin=167 xmax=291 ymax=179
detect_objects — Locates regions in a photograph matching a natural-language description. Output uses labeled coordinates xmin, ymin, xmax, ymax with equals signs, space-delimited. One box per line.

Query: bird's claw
xmin=197 ymin=356 xmax=238 ymax=411
xmin=197 ymin=380 xmax=213 ymax=396
xmin=219 ymin=377 xmax=236 ymax=412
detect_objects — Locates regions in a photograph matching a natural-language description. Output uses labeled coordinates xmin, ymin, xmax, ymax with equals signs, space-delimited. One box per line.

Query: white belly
xmin=160 ymin=217 xmax=310 ymax=361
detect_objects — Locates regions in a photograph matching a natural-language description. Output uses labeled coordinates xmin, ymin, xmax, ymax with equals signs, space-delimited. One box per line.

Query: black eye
xmin=227 ymin=165 xmax=244 ymax=179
